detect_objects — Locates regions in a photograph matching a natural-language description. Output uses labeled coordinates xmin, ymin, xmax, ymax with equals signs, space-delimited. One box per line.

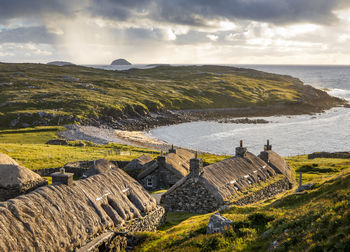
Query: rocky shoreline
xmin=84 ymin=98 xmax=347 ymax=131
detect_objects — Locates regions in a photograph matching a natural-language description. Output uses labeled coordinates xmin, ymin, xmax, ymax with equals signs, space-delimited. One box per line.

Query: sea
xmin=88 ymin=64 xmax=350 ymax=156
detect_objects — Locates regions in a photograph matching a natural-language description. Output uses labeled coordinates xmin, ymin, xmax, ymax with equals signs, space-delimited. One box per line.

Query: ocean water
xmin=148 ymin=65 xmax=350 ymax=156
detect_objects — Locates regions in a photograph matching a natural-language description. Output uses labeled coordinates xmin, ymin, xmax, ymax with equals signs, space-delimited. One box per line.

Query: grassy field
xmin=0 ymin=63 xmax=332 ymax=128
xmin=134 ymin=157 xmax=350 ymax=251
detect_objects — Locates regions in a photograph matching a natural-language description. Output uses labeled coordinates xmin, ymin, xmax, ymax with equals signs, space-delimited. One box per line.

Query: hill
xmin=111 ymin=58 xmax=132 ymax=65
xmin=47 ymin=61 xmax=74 ymax=66
xmin=0 ymin=63 xmax=345 ymax=130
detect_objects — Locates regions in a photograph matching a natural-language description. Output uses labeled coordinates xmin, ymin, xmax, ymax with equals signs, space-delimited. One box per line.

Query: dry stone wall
xmin=160 ymin=178 xmax=220 ymax=213
xmin=231 ymin=177 xmax=292 ymax=206
xmin=0 ymin=180 xmax=48 ymax=202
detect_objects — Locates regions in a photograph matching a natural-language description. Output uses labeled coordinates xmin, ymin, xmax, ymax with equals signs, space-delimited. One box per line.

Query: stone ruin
xmin=0 ymin=153 xmax=47 ymax=202
xmin=0 ymin=159 xmax=165 ymax=251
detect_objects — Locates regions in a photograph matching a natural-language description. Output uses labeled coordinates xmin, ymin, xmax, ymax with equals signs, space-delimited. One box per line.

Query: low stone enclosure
xmin=308 ymin=151 xmax=350 ymax=159
xmin=161 ymin=141 xmax=293 ymax=213
xmin=0 ymin=153 xmax=48 ymax=202
xmin=0 ymin=164 xmax=165 ymax=251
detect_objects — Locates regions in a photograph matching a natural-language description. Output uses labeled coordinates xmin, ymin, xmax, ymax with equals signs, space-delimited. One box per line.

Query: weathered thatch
xmin=82 ymin=159 xmax=118 ymax=178
xmin=0 ymin=153 xmax=44 ymax=188
xmin=0 ymin=167 xmax=162 ymax=251
xmin=0 ymin=153 xmax=47 ymax=201
xmin=165 ymin=152 xmax=276 ymax=204
xmin=124 ymin=154 xmax=155 ymax=178
xmin=137 ymin=149 xmax=194 ymax=180
xmin=259 ymin=150 xmax=292 ymax=182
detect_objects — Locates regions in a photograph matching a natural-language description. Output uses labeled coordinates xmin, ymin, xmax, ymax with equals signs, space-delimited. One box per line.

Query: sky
xmin=0 ymin=0 xmax=350 ymax=65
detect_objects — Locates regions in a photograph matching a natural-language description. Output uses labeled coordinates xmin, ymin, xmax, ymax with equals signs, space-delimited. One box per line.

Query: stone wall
xmin=32 ymin=161 xmax=130 ymax=178
xmin=0 ymin=180 xmax=48 ymax=202
xmin=160 ymin=178 xmax=220 ymax=213
xmin=77 ymin=206 xmax=165 ymax=251
xmin=230 ymin=177 xmax=292 ymax=206
xmin=308 ymin=152 xmax=350 ymax=159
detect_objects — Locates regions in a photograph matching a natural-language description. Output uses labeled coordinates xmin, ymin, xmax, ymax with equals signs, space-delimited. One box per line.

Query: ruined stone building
xmin=126 ymin=147 xmax=195 ymax=190
xmin=0 ymin=159 xmax=165 ymax=251
xmin=0 ymin=153 xmax=47 ymax=201
xmin=160 ymin=141 xmax=292 ymax=213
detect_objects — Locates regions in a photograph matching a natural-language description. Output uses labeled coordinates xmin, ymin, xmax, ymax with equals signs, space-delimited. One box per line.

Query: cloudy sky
xmin=1 ymin=0 xmax=350 ymax=65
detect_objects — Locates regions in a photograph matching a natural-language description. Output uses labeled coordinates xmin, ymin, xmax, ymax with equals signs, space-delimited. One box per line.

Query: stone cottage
xmin=136 ymin=147 xmax=195 ymax=190
xmin=258 ymin=140 xmax=292 ymax=182
xmin=0 ymin=162 xmax=165 ymax=251
xmin=81 ymin=159 xmax=118 ymax=178
xmin=0 ymin=153 xmax=47 ymax=201
xmin=124 ymin=154 xmax=155 ymax=178
xmin=160 ymin=141 xmax=292 ymax=213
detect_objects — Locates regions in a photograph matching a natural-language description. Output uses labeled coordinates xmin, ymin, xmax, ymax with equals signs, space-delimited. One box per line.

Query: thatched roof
xmin=164 ymin=152 xmax=277 ymax=203
xmin=0 ymin=167 xmax=158 ymax=251
xmin=124 ymin=154 xmax=155 ymax=177
xmin=82 ymin=159 xmax=118 ymax=178
xmin=259 ymin=150 xmax=292 ymax=182
xmin=0 ymin=153 xmax=45 ymax=188
xmin=137 ymin=149 xmax=194 ymax=180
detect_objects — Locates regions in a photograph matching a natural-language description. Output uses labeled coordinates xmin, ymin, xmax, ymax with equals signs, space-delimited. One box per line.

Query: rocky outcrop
xmin=111 ymin=59 xmax=132 ymax=65
xmin=207 ymin=213 xmax=233 ymax=234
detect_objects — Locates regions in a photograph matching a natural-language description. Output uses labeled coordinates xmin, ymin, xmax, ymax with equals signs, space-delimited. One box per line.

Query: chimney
xmin=190 ymin=152 xmax=203 ymax=177
xmin=51 ymin=168 xmax=74 ymax=186
xmin=235 ymin=140 xmax=247 ymax=157
xmin=157 ymin=151 xmax=166 ymax=168
xmin=168 ymin=144 xmax=176 ymax=154
xmin=264 ymin=139 xmax=272 ymax=151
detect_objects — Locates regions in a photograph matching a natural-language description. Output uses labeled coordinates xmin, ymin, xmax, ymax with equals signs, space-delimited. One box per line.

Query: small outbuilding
xmin=81 ymin=159 xmax=118 ymax=178
xmin=125 ymin=147 xmax=194 ymax=190
xmin=0 ymin=153 xmax=47 ymax=201
xmin=124 ymin=154 xmax=155 ymax=178
xmin=160 ymin=141 xmax=292 ymax=213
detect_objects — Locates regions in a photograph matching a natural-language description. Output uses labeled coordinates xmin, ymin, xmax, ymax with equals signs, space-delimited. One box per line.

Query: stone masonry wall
xmin=0 ymin=180 xmax=48 ymax=202
xmin=161 ymin=178 xmax=220 ymax=213
xmin=230 ymin=177 xmax=292 ymax=206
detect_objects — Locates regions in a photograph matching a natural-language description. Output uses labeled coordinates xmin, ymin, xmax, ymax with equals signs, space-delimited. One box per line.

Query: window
xmin=146 ymin=177 xmax=153 ymax=187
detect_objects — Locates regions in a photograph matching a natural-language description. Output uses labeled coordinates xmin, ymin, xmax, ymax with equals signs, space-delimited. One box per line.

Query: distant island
xmin=47 ymin=61 xmax=74 ymax=66
xmin=111 ymin=58 xmax=132 ymax=65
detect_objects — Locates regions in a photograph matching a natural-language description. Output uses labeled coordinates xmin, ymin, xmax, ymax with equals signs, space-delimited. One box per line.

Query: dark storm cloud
xmin=88 ymin=0 xmax=350 ymax=26
xmin=0 ymin=0 xmax=73 ymax=23
xmin=0 ymin=26 xmax=56 ymax=44
xmin=1 ymin=0 xmax=349 ymax=26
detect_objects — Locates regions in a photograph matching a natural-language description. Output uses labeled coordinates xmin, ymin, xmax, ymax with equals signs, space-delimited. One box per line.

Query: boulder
xmin=206 ymin=213 xmax=233 ymax=234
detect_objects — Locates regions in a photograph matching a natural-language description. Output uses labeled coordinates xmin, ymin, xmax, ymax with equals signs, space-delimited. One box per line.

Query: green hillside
xmin=134 ymin=156 xmax=350 ymax=251
xmin=0 ymin=63 xmax=343 ymax=128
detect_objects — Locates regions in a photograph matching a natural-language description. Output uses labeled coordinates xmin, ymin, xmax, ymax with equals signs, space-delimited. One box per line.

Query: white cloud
xmin=206 ymin=34 xmax=218 ymax=41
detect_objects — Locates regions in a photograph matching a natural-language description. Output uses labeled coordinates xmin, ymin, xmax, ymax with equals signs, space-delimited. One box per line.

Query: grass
xmin=0 ymin=126 xmax=229 ymax=170
xmin=0 ymin=126 xmax=161 ymax=169
xmin=0 ymin=63 xmax=323 ymax=128
xmin=134 ymin=156 xmax=350 ymax=251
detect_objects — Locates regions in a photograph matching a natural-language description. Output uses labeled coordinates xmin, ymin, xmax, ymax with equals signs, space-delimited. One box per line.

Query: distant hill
xmin=47 ymin=61 xmax=74 ymax=66
xmin=111 ymin=58 xmax=132 ymax=65
xmin=0 ymin=63 xmax=345 ymax=129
